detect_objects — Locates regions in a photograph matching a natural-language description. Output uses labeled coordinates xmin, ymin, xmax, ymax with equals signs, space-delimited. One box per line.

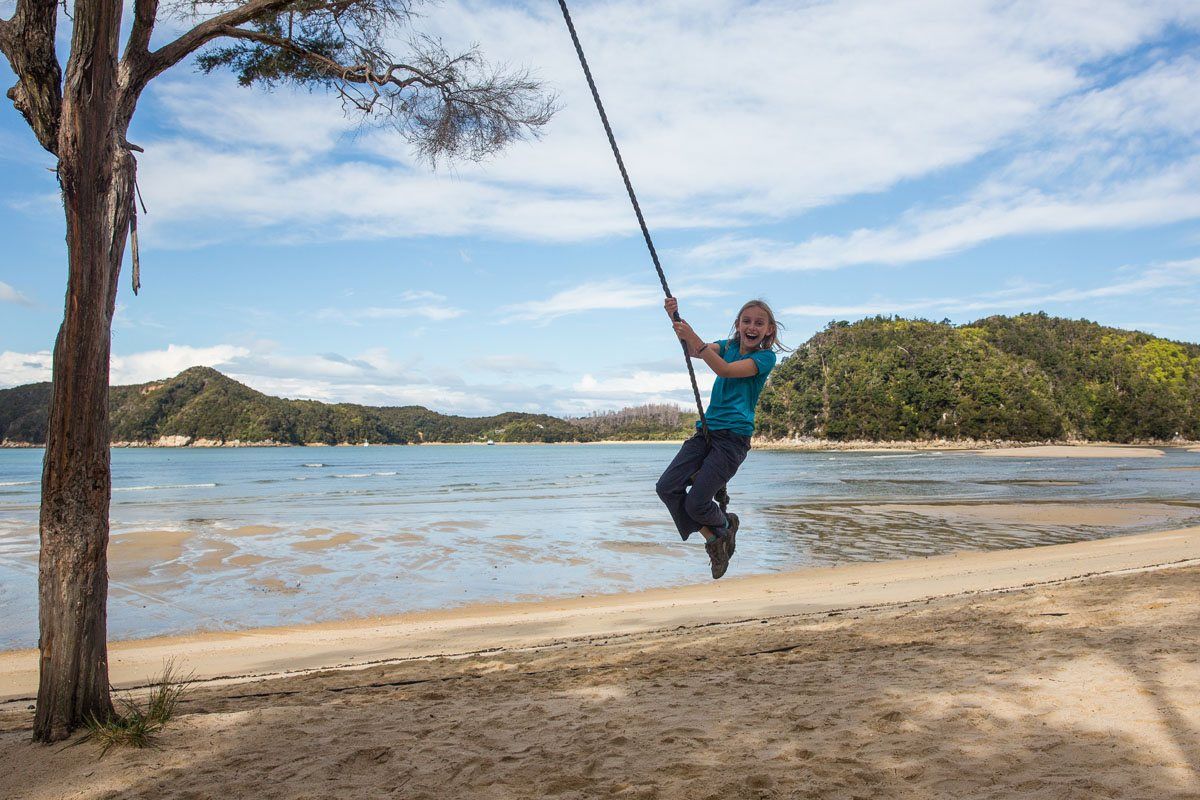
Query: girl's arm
xmin=669 ymin=313 xmax=759 ymax=379
xmin=695 ymin=345 xmax=759 ymax=378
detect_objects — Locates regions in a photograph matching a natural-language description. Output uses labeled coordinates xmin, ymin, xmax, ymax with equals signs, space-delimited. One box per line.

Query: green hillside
xmin=0 ymin=381 xmax=52 ymax=443
xmin=756 ymin=313 xmax=1200 ymax=442
xmin=5 ymin=314 xmax=1196 ymax=446
xmin=1 ymin=367 xmax=589 ymax=445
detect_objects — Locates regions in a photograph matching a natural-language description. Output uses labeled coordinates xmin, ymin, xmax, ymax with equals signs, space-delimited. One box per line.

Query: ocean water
xmin=1 ymin=444 xmax=1199 ymax=649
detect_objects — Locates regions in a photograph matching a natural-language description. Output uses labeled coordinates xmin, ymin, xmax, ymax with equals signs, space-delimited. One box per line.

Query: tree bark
xmin=33 ymin=0 xmax=131 ymax=743
xmin=0 ymin=0 xmax=63 ymax=154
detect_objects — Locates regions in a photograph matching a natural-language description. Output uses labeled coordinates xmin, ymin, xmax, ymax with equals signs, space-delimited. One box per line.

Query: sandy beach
xmin=2 ymin=527 xmax=1198 ymax=798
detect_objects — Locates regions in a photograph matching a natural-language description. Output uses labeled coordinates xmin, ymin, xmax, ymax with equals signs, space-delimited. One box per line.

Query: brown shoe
xmin=725 ymin=513 xmax=739 ymax=560
xmin=706 ymin=537 xmax=729 ymax=579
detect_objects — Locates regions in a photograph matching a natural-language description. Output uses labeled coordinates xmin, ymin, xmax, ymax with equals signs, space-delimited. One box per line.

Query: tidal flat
xmin=2 ymin=444 xmax=1199 ymax=649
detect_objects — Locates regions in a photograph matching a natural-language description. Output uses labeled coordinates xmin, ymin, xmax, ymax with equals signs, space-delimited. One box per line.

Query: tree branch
xmin=0 ymin=0 xmax=63 ymax=154
xmin=200 ymin=24 xmax=555 ymax=162
xmin=146 ymin=0 xmax=553 ymax=162
xmin=214 ymin=24 xmax=443 ymax=90
xmin=122 ymin=0 xmax=160 ymax=67
xmin=140 ymin=0 xmax=299 ymax=87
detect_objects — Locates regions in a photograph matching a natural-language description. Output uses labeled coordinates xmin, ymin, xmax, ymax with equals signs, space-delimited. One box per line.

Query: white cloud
xmin=110 ymin=344 xmax=251 ymax=385
xmin=0 ymin=351 xmax=53 ymax=387
xmin=468 ymin=355 xmax=562 ymax=374
xmin=683 ymin=48 xmax=1200 ymax=276
xmin=0 ymin=343 xmax=500 ymax=413
xmin=501 ymin=276 xmax=730 ymax=324
xmin=2 ymin=346 xmax=253 ymax=390
xmin=150 ymin=80 xmax=357 ymax=163
xmin=686 ymin=166 xmax=1200 ymax=275
xmin=315 ymin=290 xmax=466 ymax=325
xmin=501 ymin=278 xmax=661 ymax=323
xmin=572 ymin=369 xmax=714 ymax=410
xmin=89 ymin=0 xmax=1200 ymax=247
xmin=781 ymin=258 xmax=1200 ymax=319
xmin=0 ymin=281 xmax=33 ymax=306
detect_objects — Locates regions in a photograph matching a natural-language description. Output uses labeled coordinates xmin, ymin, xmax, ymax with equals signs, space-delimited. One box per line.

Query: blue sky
xmin=2 ymin=0 xmax=1200 ymax=415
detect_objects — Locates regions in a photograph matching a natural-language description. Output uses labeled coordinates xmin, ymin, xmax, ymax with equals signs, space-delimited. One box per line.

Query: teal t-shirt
xmin=697 ymin=339 xmax=777 ymax=436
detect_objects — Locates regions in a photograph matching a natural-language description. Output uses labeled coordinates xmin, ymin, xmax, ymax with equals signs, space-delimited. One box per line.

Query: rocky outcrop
xmin=156 ymin=435 xmax=192 ymax=447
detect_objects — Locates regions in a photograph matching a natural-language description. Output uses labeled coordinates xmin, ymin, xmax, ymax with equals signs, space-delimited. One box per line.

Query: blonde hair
xmin=728 ymin=299 xmax=790 ymax=353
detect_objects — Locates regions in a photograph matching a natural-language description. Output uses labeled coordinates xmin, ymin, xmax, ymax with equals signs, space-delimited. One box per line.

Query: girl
xmin=656 ymin=297 xmax=786 ymax=579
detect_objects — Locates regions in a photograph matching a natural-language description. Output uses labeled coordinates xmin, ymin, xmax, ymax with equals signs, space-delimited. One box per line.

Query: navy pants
xmin=656 ymin=429 xmax=751 ymax=541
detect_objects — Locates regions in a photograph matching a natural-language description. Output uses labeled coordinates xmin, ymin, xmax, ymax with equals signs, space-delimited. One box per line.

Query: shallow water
xmin=1 ymin=444 xmax=1199 ymax=649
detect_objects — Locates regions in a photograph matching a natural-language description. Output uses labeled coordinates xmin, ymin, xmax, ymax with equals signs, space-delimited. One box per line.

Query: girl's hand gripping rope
xmin=664 ymin=296 xmax=681 ymax=321
xmin=664 ymin=298 xmax=706 ymax=357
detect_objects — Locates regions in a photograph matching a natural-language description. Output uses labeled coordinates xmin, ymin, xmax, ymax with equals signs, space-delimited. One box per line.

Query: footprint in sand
xmin=335 ymin=746 xmax=394 ymax=773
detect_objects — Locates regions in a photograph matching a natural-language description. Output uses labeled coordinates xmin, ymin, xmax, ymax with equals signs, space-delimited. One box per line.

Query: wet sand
xmin=875 ymin=501 xmax=1196 ymax=527
xmin=226 ymin=524 xmax=283 ymax=537
xmin=1 ymin=526 xmax=1196 ymax=701
xmin=107 ymin=530 xmax=191 ymax=583
xmin=4 ymin=490 xmax=1191 ymax=655
xmin=1 ymin=528 xmax=1198 ymax=799
xmin=291 ymin=531 xmax=362 ymax=551
xmin=974 ymin=444 xmax=1165 ymax=458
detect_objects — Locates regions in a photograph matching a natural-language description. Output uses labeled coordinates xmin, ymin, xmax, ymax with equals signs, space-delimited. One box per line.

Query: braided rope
xmin=557 ymin=0 xmax=709 ymax=439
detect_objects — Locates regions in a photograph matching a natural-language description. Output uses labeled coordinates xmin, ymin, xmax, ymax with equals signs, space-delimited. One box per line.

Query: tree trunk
xmin=33 ymin=0 xmax=131 ymax=743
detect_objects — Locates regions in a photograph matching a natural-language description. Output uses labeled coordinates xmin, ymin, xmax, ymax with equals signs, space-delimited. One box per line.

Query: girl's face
xmin=736 ymin=305 xmax=774 ymax=350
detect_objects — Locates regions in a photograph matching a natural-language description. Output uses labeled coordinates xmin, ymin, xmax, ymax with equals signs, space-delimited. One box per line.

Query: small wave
xmin=333 ymin=473 xmax=371 ymax=479
xmin=114 ymin=483 xmax=218 ymax=492
xmin=841 ymin=478 xmax=946 ymax=485
xmin=302 ymin=463 xmax=326 ymax=468
xmin=374 ymin=471 xmax=397 ymax=477
xmin=0 ymin=481 xmax=35 ymax=487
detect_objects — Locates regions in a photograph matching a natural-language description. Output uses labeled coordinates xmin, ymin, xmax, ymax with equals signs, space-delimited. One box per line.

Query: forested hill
xmin=756 ymin=313 xmax=1200 ymax=442
xmin=4 ymin=314 xmax=1197 ymax=446
xmin=0 ymin=367 xmax=692 ymax=446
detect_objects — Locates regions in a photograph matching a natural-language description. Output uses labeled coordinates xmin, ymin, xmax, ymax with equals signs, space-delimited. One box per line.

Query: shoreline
xmin=3 ymin=525 xmax=1197 ymax=704
xmin=3 ymin=438 xmax=1195 ymax=451
xmin=753 ymin=438 xmax=1192 ymax=454
xmin=0 ymin=438 xmax=688 ymax=449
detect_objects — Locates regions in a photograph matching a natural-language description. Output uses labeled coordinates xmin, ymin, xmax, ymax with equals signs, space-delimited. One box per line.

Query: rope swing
xmin=558 ymin=1 xmax=731 ymax=513
xmin=556 ymin=0 xmax=711 ymax=441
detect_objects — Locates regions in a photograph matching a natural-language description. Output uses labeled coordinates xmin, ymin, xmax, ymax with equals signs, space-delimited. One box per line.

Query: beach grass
xmin=75 ymin=659 xmax=192 ymax=756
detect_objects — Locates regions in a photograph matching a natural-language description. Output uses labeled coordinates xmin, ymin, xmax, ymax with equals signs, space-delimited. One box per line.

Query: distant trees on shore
xmin=568 ymin=404 xmax=697 ymax=440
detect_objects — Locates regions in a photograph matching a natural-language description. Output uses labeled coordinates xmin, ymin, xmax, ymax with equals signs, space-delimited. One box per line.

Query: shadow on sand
xmin=2 ymin=565 xmax=1198 ymax=799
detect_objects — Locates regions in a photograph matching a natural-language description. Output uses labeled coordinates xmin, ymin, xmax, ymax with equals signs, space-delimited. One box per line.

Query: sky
xmin=2 ymin=0 xmax=1200 ymax=416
